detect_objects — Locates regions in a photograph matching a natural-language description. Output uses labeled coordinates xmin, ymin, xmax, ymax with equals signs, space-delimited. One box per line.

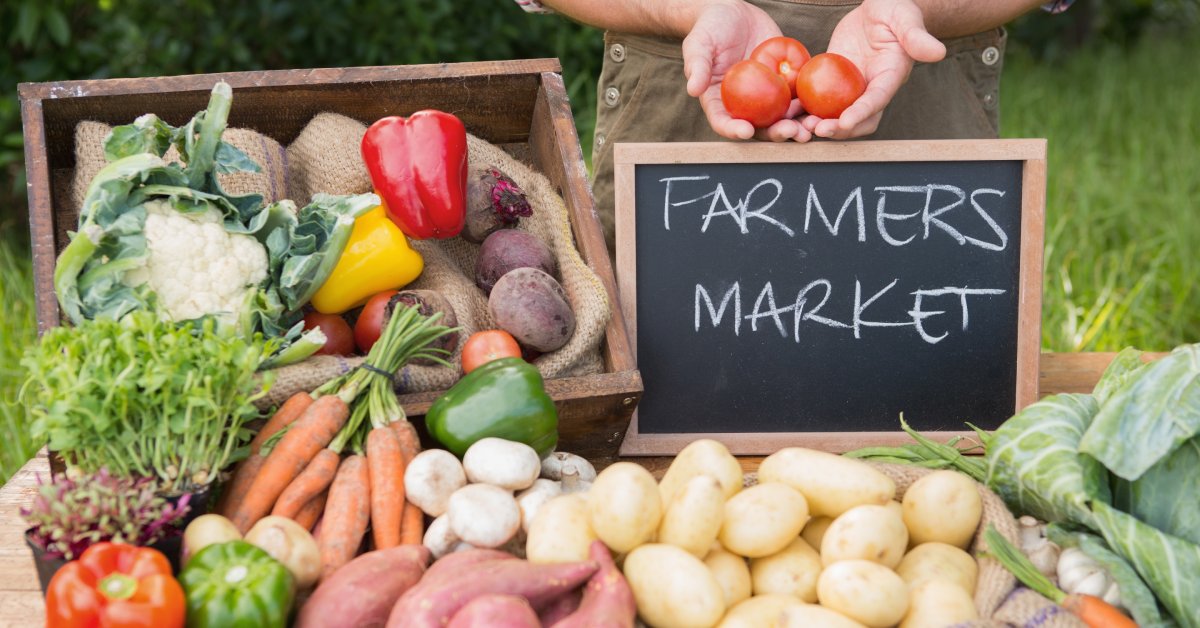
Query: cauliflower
xmin=123 ymin=200 xmax=268 ymax=325
xmin=55 ymin=82 xmax=378 ymax=366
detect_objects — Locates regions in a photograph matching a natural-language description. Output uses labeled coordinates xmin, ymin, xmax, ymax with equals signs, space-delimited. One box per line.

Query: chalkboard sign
xmin=614 ymin=140 xmax=1046 ymax=455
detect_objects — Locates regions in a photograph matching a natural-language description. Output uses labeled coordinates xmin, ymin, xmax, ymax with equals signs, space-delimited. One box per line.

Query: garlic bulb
xmin=1057 ymin=547 xmax=1124 ymax=610
xmin=1017 ymin=516 xmax=1061 ymax=578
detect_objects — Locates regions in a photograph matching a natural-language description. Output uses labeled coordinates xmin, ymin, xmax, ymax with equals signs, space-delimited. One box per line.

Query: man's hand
xmin=682 ymin=0 xmax=811 ymax=142
xmin=802 ymin=0 xmax=946 ymax=139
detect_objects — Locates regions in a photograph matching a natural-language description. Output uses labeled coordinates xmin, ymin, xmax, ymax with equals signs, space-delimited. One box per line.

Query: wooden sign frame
xmin=614 ymin=139 xmax=1047 ymax=455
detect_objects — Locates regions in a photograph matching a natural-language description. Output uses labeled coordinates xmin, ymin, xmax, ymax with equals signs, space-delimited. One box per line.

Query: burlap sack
xmin=256 ymin=114 xmax=611 ymax=409
xmin=744 ymin=462 xmax=1065 ymax=626
xmin=68 ymin=121 xmax=288 ymax=214
xmin=284 ymin=112 xmax=372 ymax=206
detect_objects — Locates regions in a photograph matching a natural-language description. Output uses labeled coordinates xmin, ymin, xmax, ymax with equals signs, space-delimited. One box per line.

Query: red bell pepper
xmin=45 ymin=542 xmax=185 ymax=628
xmin=362 ymin=110 xmax=468 ymax=239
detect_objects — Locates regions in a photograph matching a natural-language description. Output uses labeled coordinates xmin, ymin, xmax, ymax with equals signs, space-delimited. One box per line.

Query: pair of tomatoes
xmin=721 ymin=37 xmax=866 ymax=128
xmin=303 ymin=292 xmax=522 ymax=373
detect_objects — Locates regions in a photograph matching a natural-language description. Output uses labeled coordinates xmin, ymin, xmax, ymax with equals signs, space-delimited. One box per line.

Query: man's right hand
xmin=682 ymin=0 xmax=812 ymax=142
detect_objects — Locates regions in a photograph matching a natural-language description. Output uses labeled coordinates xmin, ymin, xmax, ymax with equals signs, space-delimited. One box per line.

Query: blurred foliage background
xmin=0 ymin=0 xmax=1198 ymax=479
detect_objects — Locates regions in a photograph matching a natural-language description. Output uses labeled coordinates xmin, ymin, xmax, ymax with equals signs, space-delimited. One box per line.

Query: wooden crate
xmin=18 ymin=58 xmax=642 ymax=463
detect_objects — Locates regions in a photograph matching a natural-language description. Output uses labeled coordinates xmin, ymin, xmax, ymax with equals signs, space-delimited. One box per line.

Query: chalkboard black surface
xmin=615 ymin=141 xmax=1046 ymax=454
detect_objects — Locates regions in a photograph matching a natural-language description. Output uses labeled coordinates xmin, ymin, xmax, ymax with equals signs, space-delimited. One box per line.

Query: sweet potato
xmin=462 ymin=164 xmax=532 ymax=244
xmin=389 ymin=290 xmax=459 ymax=363
xmin=447 ymin=594 xmax=540 ymax=628
xmin=475 ymin=230 xmax=557 ymax=295
xmin=550 ymin=541 xmax=636 ymax=628
xmin=488 ymin=268 xmax=576 ymax=352
xmin=537 ymin=589 xmax=583 ymax=626
xmin=422 ymin=548 xmax=518 ymax=584
xmin=386 ymin=556 xmax=598 ymax=628
xmin=296 ymin=544 xmax=430 ymax=628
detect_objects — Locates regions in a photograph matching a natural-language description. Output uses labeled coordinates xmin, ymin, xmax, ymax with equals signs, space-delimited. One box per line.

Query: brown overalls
xmin=589 ymin=0 xmax=1007 ymax=250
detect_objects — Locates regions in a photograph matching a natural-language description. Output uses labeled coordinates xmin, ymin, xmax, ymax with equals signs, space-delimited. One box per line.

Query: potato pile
xmin=524 ymin=440 xmax=985 ymax=628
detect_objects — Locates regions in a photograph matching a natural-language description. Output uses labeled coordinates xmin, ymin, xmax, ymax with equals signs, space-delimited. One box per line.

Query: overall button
xmin=982 ymin=46 xmax=1000 ymax=66
xmin=596 ymin=133 xmax=607 ymax=148
xmin=610 ymin=43 xmax=626 ymax=62
xmin=604 ymin=87 xmax=621 ymax=107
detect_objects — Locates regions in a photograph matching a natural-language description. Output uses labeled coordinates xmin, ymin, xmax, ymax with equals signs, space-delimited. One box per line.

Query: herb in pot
xmin=21 ymin=310 xmax=272 ymax=494
xmin=22 ymin=469 xmax=190 ymax=562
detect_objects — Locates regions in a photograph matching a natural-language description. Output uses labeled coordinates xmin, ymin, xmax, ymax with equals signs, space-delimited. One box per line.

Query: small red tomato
xmin=461 ymin=330 xmax=523 ymax=374
xmin=303 ymin=312 xmax=356 ymax=356
xmin=720 ymin=59 xmax=791 ymax=128
xmin=794 ymin=52 xmax=867 ymax=119
xmin=749 ymin=36 xmax=811 ymax=98
xmin=354 ymin=290 xmax=399 ymax=354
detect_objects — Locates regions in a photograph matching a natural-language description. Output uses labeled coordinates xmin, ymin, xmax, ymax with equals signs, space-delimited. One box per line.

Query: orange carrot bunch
xmin=221 ymin=302 xmax=455 ymax=580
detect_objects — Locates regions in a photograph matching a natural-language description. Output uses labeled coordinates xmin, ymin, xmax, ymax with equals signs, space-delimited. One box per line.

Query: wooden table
xmin=0 ymin=352 xmax=1149 ymax=626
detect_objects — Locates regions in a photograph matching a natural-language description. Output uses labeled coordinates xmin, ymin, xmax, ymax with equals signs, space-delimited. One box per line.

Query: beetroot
xmin=474 ymin=230 xmax=557 ymax=296
xmin=462 ymin=164 xmax=533 ymax=243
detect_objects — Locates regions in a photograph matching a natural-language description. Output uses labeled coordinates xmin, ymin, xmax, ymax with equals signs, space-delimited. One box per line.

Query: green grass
xmin=0 ymin=233 xmax=38 ymax=483
xmin=1001 ymin=35 xmax=1200 ymax=351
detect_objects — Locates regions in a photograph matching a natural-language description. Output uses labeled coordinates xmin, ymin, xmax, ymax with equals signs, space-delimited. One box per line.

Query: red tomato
xmin=720 ymin=59 xmax=791 ymax=128
xmin=794 ymin=53 xmax=867 ymax=119
xmin=354 ymin=290 xmax=399 ymax=354
xmin=749 ymin=36 xmax=811 ymax=98
xmin=461 ymin=330 xmax=523 ymax=374
xmin=303 ymin=311 xmax=356 ymax=356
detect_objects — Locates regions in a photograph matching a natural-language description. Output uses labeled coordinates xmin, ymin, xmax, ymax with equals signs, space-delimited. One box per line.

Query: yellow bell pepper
xmin=310 ymin=205 xmax=424 ymax=314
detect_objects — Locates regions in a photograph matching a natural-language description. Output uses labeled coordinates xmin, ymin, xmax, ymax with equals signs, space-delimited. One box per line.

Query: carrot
xmin=216 ymin=392 xmax=314 ymax=516
xmin=390 ymin=419 xmax=425 ymax=545
xmin=295 ymin=489 xmax=329 ymax=532
xmin=273 ymin=448 xmax=340 ymax=519
xmin=984 ymin=527 xmax=1136 ymax=628
xmin=251 ymin=392 xmax=316 ymax=453
xmin=391 ymin=419 xmax=422 ymax=463
xmin=1061 ymin=595 xmax=1138 ymax=628
xmin=230 ymin=394 xmax=350 ymax=533
xmin=399 ymin=501 xmax=425 ymax=546
xmin=367 ymin=427 xmax=406 ymax=550
xmin=320 ymin=454 xmax=372 ymax=581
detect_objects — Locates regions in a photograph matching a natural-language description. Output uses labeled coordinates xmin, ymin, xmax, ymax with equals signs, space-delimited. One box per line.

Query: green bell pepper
xmin=426 ymin=357 xmax=558 ymax=457
xmin=179 ymin=540 xmax=294 ymax=628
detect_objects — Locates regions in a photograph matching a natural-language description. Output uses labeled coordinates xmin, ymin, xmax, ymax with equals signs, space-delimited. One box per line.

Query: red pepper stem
xmin=99 ymin=573 xmax=138 ymax=601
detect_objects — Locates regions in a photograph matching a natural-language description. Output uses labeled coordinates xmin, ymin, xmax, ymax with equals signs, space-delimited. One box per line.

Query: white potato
xmin=659 ymin=439 xmax=744 ymax=503
xmin=624 ymin=544 xmax=726 ymax=628
xmin=516 ymin=478 xmax=562 ymax=533
xmin=800 ymin=516 xmax=834 ymax=550
xmin=902 ymin=470 xmax=983 ymax=549
xmin=885 ymin=500 xmax=903 ymax=519
xmin=896 ymin=542 xmax=978 ymax=595
xmin=780 ymin=604 xmax=868 ymax=628
xmin=423 ymin=514 xmax=458 ymax=559
xmin=717 ymin=594 xmax=806 ymax=628
xmin=244 ymin=516 xmax=320 ymax=589
xmin=820 ymin=504 xmax=909 ymax=568
xmin=405 ymin=449 xmax=467 ymax=517
xmin=720 ymin=482 xmax=809 ymax=558
xmin=526 ymin=493 xmax=597 ymax=564
xmin=817 ymin=560 xmax=910 ymax=628
xmin=899 ymin=579 xmax=978 ymax=628
xmin=758 ymin=448 xmax=895 ymax=518
xmin=462 ymin=437 xmax=540 ymax=490
xmin=659 ymin=475 xmax=726 ymax=557
xmin=704 ymin=544 xmax=753 ymax=609
xmin=587 ymin=462 xmax=662 ymax=553
xmin=447 ymin=483 xmax=521 ymax=549
xmin=749 ymin=536 xmax=822 ymax=602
